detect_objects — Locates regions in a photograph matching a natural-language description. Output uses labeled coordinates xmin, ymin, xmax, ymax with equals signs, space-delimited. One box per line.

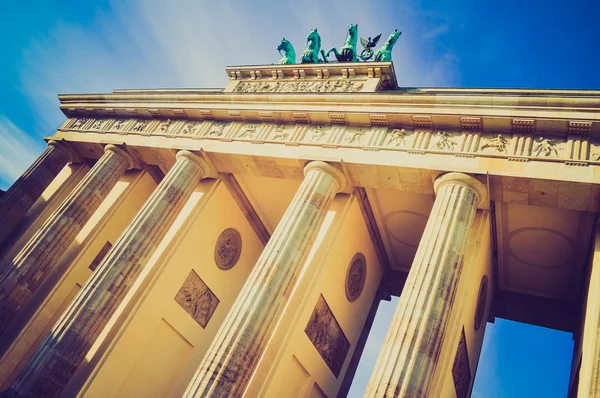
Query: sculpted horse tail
xmin=325 ymin=24 xmax=359 ymax=63
xmin=374 ymin=29 xmax=402 ymax=62
xmin=277 ymin=38 xmax=296 ymax=65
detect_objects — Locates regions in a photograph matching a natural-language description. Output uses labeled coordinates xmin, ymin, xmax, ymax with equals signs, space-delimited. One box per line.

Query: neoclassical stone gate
xmin=0 ymin=62 xmax=598 ymax=397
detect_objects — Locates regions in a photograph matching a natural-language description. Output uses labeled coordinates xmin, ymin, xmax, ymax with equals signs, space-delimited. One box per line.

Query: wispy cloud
xmin=0 ymin=116 xmax=46 ymax=190
xmin=5 ymin=0 xmax=460 ymax=187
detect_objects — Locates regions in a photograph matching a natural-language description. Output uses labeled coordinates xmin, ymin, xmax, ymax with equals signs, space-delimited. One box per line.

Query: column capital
xmin=47 ymin=139 xmax=82 ymax=163
xmin=434 ymin=172 xmax=487 ymax=207
xmin=104 ymin=144 xmax=138 ymax=170
xmin=304 ymin=161 xmax=348 ymax=193
xmin=175 ymin=150 xmax=215 ymax=179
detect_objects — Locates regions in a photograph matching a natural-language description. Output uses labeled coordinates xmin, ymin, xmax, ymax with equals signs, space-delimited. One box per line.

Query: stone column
xmin=0 ymin=140 xmax=75 ymax=247
xmin=365 ymin=172 xmax=486 ymax=398
xmin=0 ymin=145 xmax=134 ymax=336
xmin=6 ymin=150 xmax=209 ymax=398
xmin=183 ymin=161 xmax=347 ymax=398
xmin=575 ymin=224 xmax=600 ymax=396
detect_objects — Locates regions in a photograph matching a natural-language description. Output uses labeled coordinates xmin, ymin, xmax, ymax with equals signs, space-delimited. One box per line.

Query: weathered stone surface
xmin=0 ymin=141 xmax=72 ymax=247
xmin=175 ymin=270 xmax=219 ymax=328
xmin=452 ymin=329 xmax=471 ymax=398
xmin=183 ymin=161 xmax=346 ymax=398
xmin=6 ymin=150 xmax=209 ymax=398
xmin=0 ymin=145 xmax=133 ymax=337
xmin=305 ymin=295 xmax=350 ymax=378
xmin=365 ymin=172 xmax=486 ymax=397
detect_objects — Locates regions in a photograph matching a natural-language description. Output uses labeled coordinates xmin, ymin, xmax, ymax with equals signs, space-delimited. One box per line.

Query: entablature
xmin=53 ymin=116 xmax=600 ymax=213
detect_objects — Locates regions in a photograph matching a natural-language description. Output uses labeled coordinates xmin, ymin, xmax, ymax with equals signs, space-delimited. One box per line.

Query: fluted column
xmin=0 ymin=140 xmax=75 ymax=246
xmin=0 ymin=145 xmax=134 ymax=336
xmin=183 ymin=161 xmax=347 ymax=398
xmin=5 ymin=150 xmax=209 ymax=398
xmin=366 ymin=172 xmax=486 ymax=398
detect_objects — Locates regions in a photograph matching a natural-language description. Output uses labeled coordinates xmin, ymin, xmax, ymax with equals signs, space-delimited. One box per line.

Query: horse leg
xmin=320 ymin=50 xmax=329 ymax=63
xmin=326 ymin=48 xmax=340 ymax=62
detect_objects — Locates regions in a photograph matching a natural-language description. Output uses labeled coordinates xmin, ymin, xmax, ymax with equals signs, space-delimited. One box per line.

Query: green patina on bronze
xmin=374 ymin=29 xmax=402 ymax=62
xmin=277 ymin=38 xmax=296 ymax=65
xmin=277 ymin=26 xmax=401 ymax=65
xmin=300 ymin=28 xmax=327 ymax=64
xmin=325 ymin=24 xmax=358 ymax=62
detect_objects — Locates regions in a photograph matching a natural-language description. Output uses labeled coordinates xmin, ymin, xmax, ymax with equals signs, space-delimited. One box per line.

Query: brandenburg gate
xmin=0 ymin=27 xmax=599 ymax=397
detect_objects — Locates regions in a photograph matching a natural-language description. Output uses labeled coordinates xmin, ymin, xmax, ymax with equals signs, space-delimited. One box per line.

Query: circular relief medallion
xmin=346 ymin=253 xmax=367 ymax=302
xmin=474 ymin=275 xmax=489 ymax=331
xmin=214 ymin=228 xmax=242 ymax=270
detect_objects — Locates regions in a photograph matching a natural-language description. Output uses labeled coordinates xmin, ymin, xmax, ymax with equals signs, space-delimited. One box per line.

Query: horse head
xmin=387 ymin=29 xmax=402 ymax=46
xmin=346 ymin=24 xmax=358 ymax=45
xmin=306 ymin=28 xmax=321 ymax=51
xmin=277 ymin=38 xmax=291 ymax=55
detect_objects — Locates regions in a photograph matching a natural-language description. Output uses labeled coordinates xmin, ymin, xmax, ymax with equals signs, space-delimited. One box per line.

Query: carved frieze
xmin=346 ymin=253 xmax=366 ymax=302
xmin=305 ymin=295 xmax=350 ymax=377
xmin=386 ymin=128 xmax=407 ymax=147
xmin=474 ymin=275 xmax=488 ymax=331
xmin=452 ymin=329 xmax=471 ymax=398
xmin=63 ymin=117 xmax=598 ymax=167
xmin=175 ymin=270 xmax=219 ymax=328
xmin=214 ymin=228 xmax=242 ymax=270
xmin=480 ymin=134 xmax=509 ymax=153
xmin=233 ymin=79 xmax=364 ymax=93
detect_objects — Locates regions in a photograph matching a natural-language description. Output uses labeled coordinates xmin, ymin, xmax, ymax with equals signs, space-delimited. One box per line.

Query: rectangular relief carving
xmin=305 ymin=295 xmax=350 ymax=378
xmin=175 ymin=270 xmax=219 ymax=328
xmin=452 ymin=328 xmax=472 ymax=398
xmin=89 ymin=241 xmax=112 ymax=271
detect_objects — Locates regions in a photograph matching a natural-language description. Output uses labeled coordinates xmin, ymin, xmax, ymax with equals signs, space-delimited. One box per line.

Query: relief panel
xmin=452 ymin=328 xmax=471 ymax=398
xmin=174 ymin=270 xmax=219 ymax=328
xmin=305 ymin=295 xmax=350 ymax=378
xmin=214 ymin=228 xmax=242 ymax=270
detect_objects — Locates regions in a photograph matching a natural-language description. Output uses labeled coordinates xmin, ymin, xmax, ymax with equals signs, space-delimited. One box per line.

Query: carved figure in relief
xmin=233 ymin=80 xmax=364 ymax=93
xmin=480 ymin=134 xmax=508 ymax=152
xmin=132 ymin=120 xmax=148 ymax=132
xmin=300 ymin=28 xmax=327 ymax=64
xmin=388 ymin=128 xmax=406 ymax=146
xmin=374 ymin=29 xmax=402 ymax=62
xmin=175 ymin=271 xmax=219 ymax=328
xmin=325 ymin=24 xmax=359 ymax=62
xmin=345 ymin=128 xmax=366 ymax=144
xmin=592 ymin=152 xmax=600 ymax=161
xmin=91 ymin=119 xmax=105 ymax=129
xmin=239 ymin=125 xmax=257 ymax=139
xmin=182 ymin=121 xmax=197 ymax=135
xmin=277 ymin=38 xmax=296 ymax=65
xmin=304 ymin=296 xmax=350 ymax=377
xmin=72 ymin=118 xmax=87 ymax=129
xmin=309 ymin=125 xmax=326 ymax=142
xmin=535 ymin=137 xmax=558 ymax=157
xmin=112 ymin=119 xmax=125 ymax=130
xmin=156 ymin=119 xmax=171 ymax=133
xmin=272 ymin=125 xmax=289 ymax=140
xmin=434 ymin=131 xmax=456 ymax=150
xmin=208 ymin=122 xmax=225 ymax=136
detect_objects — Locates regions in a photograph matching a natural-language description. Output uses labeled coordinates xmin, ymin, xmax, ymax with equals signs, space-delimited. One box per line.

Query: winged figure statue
xmin=359 ymin=33 xmax=382 ymax=61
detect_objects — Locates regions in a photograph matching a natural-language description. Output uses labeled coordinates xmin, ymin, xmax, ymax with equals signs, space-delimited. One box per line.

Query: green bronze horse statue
xmin=374 ymin=29 xmax=402 ymax=62
xmin=277 ymin=38 xmax=296 ymax=64
xmin=301 ymin=28 xmax=326 ymax=64
xmin=325 ymin=24 xmax=358 ymax=62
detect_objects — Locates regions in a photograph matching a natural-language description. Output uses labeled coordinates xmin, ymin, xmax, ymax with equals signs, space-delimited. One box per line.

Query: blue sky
xmin=1 ymin=0 xmax=598 ymax=396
